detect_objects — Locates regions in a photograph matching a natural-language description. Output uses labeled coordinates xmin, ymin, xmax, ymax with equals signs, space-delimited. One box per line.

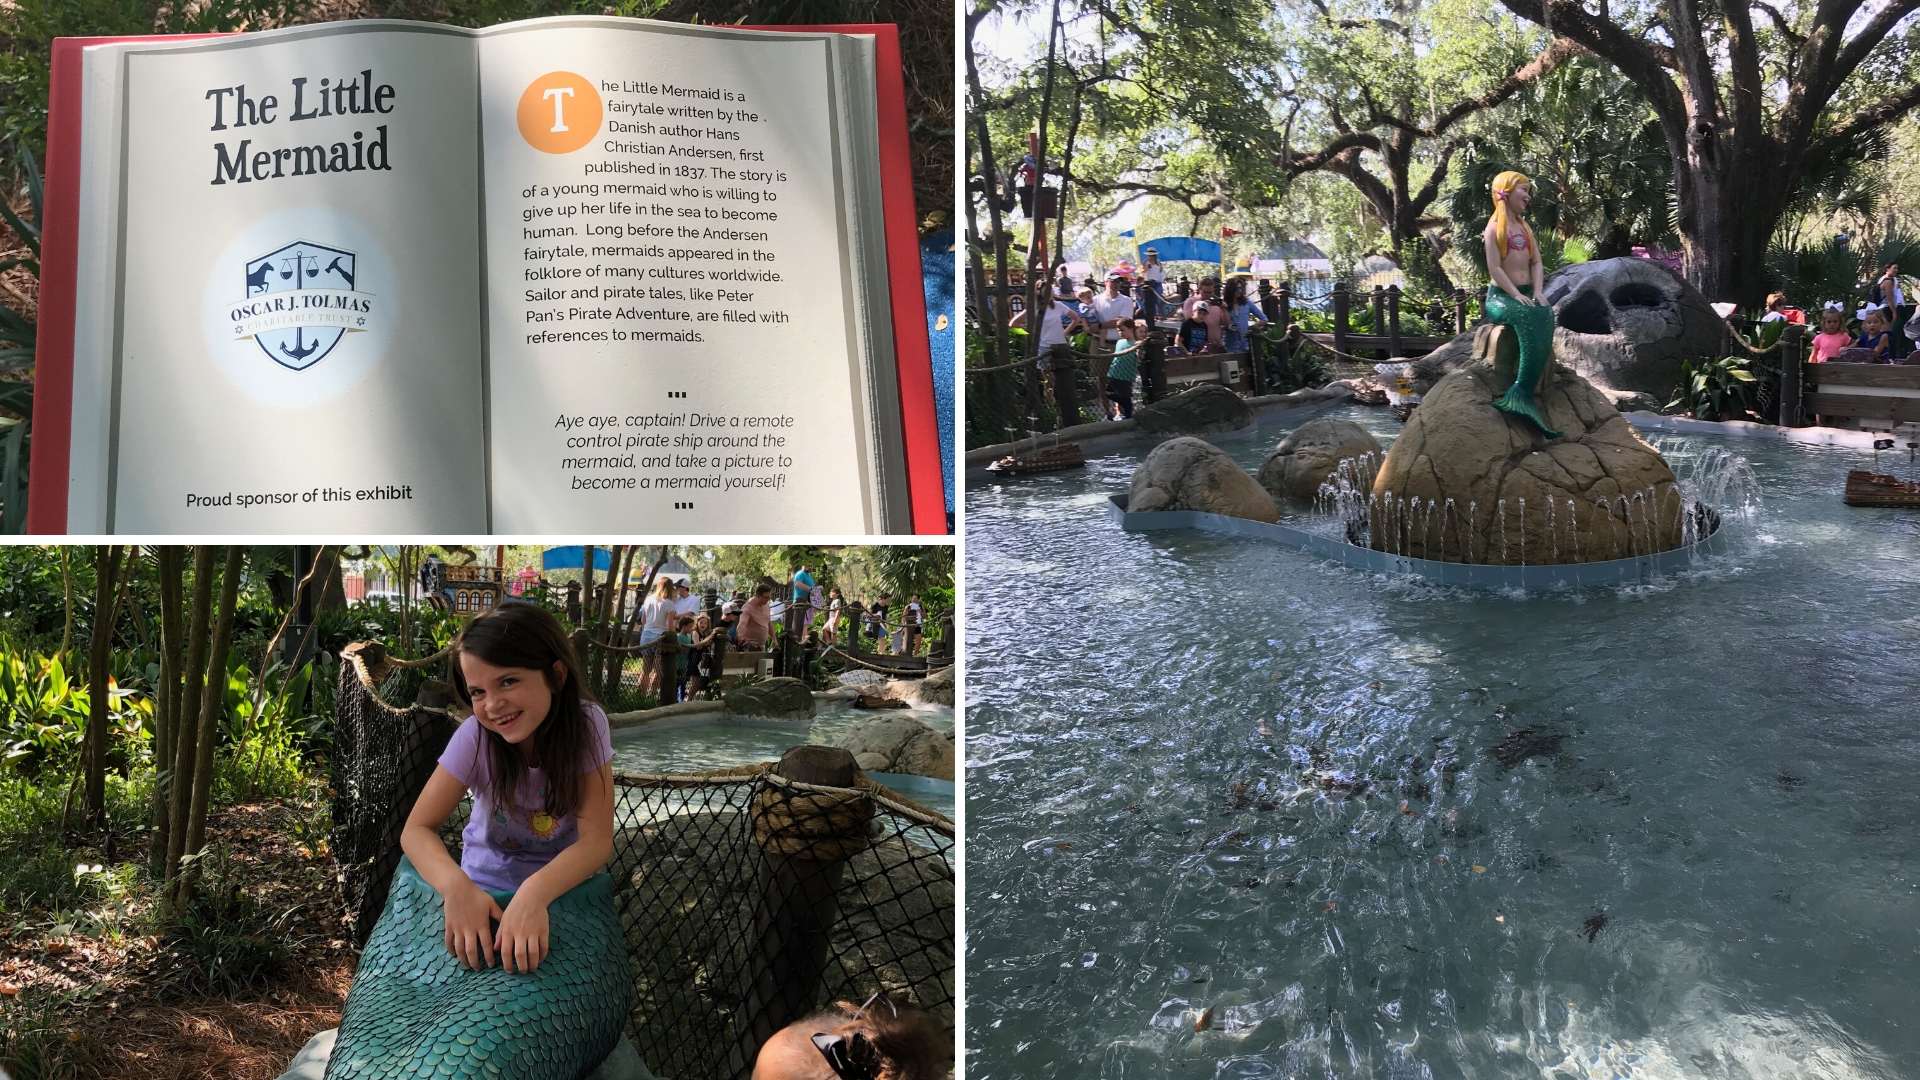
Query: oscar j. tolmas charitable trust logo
xmin=225 ymin=240 xmax=377 ymax=371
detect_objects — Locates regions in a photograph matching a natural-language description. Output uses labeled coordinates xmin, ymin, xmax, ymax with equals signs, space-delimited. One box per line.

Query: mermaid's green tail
xmin=1484 ymin=286 xmax=1563 ymax=439
xmin=325 ymin=858 xmax=631 ymax=1079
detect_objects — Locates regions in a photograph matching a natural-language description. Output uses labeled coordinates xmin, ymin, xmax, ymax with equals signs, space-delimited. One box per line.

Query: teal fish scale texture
xmin=325 ymin=859 xmax=632 ymax=1079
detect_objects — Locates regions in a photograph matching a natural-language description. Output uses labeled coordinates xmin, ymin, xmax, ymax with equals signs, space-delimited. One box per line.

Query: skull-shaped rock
xmin=1411 ymin=258 xmax=1726 ymax=399
xmin=1540 ymin=258 xmax=1726 ymax=396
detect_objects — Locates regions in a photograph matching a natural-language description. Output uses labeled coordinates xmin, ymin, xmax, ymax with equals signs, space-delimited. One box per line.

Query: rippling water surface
xmin=609 ymin=702 xmax=955 ymax=816
xmin=965 ymin=407 xmax=1920 ymax=1079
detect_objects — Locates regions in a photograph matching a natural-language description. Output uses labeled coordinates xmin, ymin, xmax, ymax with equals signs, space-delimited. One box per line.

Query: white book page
xmin=103 ymin=25 xmax=488 ymax=532
xmin=478 ymin=21 xmax=874 ymax=534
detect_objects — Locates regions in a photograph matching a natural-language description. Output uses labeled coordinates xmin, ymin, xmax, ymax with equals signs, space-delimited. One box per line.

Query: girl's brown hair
xmin=448 ymin=602 xmax=598 ymax=818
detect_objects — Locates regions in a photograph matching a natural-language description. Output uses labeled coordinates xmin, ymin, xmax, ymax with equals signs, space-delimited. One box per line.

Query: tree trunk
xmin=150 ymin=547 xmax=182 ymax=877
xmin=58 ymin=548 xmax=73 ymax=665
xmin=1676 ymin=145 xmax=1791 ymax=306
xmin=165 ymin=547 xmax=217 ymax=892
xmin=178 ymin=546 xmax=244 ymax=903
xmin=82 ymin=545 xmax=124 ymax=829
xmin=603 ymin=544 xmax=638 ymax=697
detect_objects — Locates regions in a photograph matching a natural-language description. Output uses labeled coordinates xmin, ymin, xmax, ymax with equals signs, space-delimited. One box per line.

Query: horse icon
xmin=246 ymin=260 xmax=272 ymax=294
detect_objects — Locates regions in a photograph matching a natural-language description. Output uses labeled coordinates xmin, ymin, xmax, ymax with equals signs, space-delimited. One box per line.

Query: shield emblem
xmin=243 ymin=240 xmax=357 ymax=371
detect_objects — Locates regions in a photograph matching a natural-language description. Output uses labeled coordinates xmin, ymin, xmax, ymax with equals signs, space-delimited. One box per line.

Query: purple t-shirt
xmin=438 ymin=702 xmax=613 ymax=892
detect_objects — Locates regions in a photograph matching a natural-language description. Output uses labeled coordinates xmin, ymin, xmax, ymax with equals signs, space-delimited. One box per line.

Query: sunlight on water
xmin=966 ymin=407 xmax=1920 ymax=1080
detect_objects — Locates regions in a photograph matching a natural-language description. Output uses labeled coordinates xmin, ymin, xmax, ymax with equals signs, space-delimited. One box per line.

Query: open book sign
xmin=31 ymin=18 xmax=945 ymax=535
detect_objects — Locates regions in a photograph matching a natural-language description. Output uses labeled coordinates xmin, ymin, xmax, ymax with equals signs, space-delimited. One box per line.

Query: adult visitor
xmin=634 ymin=575 xmax=677 ymax=698
xmin=1222 ymin=278 xmax=1267 ymax=353
xmin=736 ymin=584 xmax=775 ymax=650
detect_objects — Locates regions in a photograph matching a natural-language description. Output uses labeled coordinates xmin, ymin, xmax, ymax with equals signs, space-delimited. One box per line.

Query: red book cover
xmin=30 ymin=24 xmax=943 ymax=534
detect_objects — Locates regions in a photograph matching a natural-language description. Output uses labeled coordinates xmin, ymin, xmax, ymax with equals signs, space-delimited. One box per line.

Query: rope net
xmin=329 ymin=644 xmax=956 ymax=1080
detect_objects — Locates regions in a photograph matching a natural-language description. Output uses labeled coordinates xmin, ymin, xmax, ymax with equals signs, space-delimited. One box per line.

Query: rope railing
xmin=821 ymin=644 xmax=944 ymax=677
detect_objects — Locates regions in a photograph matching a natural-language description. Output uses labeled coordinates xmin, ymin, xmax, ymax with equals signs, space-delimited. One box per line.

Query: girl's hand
xmin=443 ymin=881 xmax=503 ymax=970
xmin=495 ymin=893 xmax=551 ymax=973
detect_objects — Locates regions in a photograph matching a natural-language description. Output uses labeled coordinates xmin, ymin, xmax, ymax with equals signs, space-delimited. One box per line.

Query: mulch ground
xmin=0 ymin=802 xmax=358 ymax=1080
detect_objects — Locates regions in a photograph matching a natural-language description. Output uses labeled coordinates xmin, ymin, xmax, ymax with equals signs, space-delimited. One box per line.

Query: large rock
xmin=1133 ymin=383 xmax=1252 ymax=434
xmin=1411 ymin=258 xmax=1725 ymax=399
xmin=1256 ymin=417 xmax=1382 ymax=501
xmin=1127 ymin=437 xmax=1280 ymax=521
xmin=722 ymin=676 xmax=815 ymax=719
xmin=911 ymin=665 xmax=954 ymax=707
xmin=832 ymin=715 xmax=954 ymax=780
xmin=1367 ymin=359 xmax=1684 ymax=564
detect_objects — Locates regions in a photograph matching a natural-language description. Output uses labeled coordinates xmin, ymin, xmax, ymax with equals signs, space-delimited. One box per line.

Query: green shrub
xmin=1666 ymin=356 xmax=1759 ymax=421
xmin=161 ymin=843 xmax=298 ymax=996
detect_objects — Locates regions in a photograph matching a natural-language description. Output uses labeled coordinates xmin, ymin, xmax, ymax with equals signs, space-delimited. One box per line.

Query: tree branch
xmin=1496 ymin=0 xmax=1686 ymax=127
xmin=1426 ymin=36 xmax=1584 ymax=137
xmin=1819 ymin=79 xmax=1920 ymax=150
xmin=1751 ymin=1 xmax=1804 ymax=48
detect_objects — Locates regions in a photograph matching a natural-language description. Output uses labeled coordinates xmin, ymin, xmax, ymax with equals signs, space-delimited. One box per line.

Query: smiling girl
xmin=324 ymin=602 xmax=629 ymax=1078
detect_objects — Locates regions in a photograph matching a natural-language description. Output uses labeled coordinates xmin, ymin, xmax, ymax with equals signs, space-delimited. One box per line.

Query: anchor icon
xmin=279 ymin=327 xmax=320 ymax=363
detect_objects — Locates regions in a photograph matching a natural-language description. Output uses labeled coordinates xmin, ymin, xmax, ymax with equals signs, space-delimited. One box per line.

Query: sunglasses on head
xmin=810 ymin=993 xmax=897 ymax=1079
xmin=810 ymin=1032 xmax=878 ymax=1080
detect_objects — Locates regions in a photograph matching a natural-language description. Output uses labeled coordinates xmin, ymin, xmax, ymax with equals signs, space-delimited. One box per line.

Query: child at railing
xmin=326 ymin=601 xmax=628 ymax=1078
xmin=1855 ymin=303 xmax=1896 ymax=362
xmin=1104 ymin=320 xmax=1142 ymax=419
xmin=1810 ymin=303 xmax=1852 ymax=364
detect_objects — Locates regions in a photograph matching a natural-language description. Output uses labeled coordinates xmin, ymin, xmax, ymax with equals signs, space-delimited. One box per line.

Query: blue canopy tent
xmin=541 ymin=545 xmax=613 ymax=572
xmin=1136 ymin=236 xmax=1221 ymax=265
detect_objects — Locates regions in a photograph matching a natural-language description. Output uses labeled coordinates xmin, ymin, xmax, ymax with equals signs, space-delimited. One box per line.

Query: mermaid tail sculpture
xmin=325 ymin=857 xmax=631 ymax=1079
xmin=1484 ymin=285 xmax=1562 ymax=439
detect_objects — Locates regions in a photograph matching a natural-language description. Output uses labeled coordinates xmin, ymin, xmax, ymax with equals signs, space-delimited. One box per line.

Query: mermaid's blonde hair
xmin=1490 ymin=171 xmax=1535 ymax=258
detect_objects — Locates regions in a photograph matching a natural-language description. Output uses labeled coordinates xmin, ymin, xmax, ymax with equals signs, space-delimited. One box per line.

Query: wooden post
xmin=1248 ymin=333 xmax=1267 ymax=396
xmin=1454 ymin=287 xmax=1469 ymax=333
xmin=1143 ymin=331 xmax=1168 ymax=403
xmin=1371 ymin=284 xmax=1385 ymax=338
xmin=1050 ymin=348 xmax=1082 ymax=429
xmin=1332 ymin=284 xmax=1351 ymax=359
xmin=707 ymin=631 xmax=729 ymax=699
xmin=1779 ymin=322 xmax=1806 ymax=427
xmin=654 ymin=631 xmax=680 ymax=704
xmin=1426 ymin=298 xmax=1443 ymax=330
xmin=1277 ymin=282 xmax=1292 ymax=330
xmin=733 ymin=746 xmax=867 ymax=1079
xmin=1387 ymin=284 xmax=1404 ymax=357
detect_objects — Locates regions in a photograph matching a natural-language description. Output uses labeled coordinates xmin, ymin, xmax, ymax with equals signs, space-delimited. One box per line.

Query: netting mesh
xmin=329 ymin=644 xmax=956 ymax=1080
xmin=330 ymin=643 xmax=459 ymax=943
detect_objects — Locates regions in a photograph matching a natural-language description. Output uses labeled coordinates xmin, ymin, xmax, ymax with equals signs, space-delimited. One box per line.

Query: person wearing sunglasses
xmin=750 ymin=993 xmax=948 ymax=1080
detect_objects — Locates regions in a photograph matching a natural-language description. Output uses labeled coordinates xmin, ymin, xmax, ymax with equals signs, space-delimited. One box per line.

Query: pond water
xmin=965 ymin=406 xmax=1920 ymax=1079
xmin=610 ymin=701 xmax=955 ymax=819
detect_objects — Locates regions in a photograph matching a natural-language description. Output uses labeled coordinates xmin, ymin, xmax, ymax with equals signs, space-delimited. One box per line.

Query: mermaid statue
xmin=1482 ymin=170 xmax=1562 ymax=439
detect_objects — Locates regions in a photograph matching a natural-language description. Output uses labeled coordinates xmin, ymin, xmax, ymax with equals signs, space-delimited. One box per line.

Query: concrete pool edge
xmin=1625 ymin=411 xmax=1900 ymax=448
xmin=1107 ymin=494 xmax=1730 ymax=588
xmin=965 ymin=387 xmax=1350 ymax=467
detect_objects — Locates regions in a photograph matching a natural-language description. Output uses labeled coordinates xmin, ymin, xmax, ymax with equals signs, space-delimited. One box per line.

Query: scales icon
xmin=241 ymin=240 xmax=360 ymax=370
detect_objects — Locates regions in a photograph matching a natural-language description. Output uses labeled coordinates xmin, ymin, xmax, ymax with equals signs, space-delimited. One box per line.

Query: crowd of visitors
xmin=1010 ymin=250 xmax=1296 ymax=422
xmin=611 ymin=566 xmax=939 ymax=706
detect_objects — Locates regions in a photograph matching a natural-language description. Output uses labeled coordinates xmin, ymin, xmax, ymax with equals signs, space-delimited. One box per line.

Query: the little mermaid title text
xmin=204 ymin=69 xmax=396 ymax=186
